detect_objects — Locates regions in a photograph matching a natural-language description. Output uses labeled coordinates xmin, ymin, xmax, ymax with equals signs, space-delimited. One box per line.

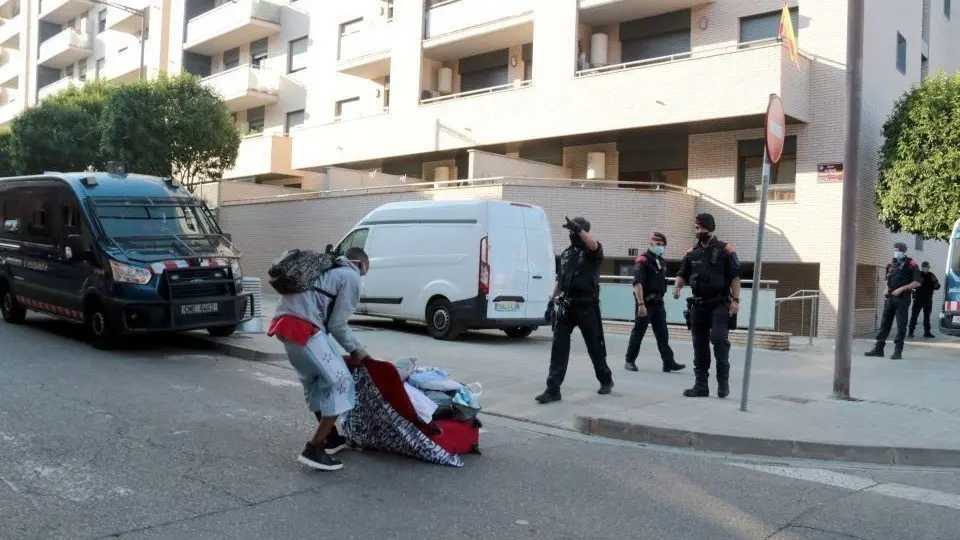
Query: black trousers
xmin=546 ymin=301 xmax=613 ymax=393
xmin=876 ymin=295 xmax=910 ymax=347
xmin=909 ymin=295 xmax=934 ymax=335
xmin=690 ymin=301 xmax=731 ymax=383
xmin=625 ymin=300 xmax=675 ymax=366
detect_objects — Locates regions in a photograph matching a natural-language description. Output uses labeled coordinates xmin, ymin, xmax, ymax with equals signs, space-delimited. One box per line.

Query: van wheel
xmin=0 ymin=284 xmax=26 ymax=324
xmin=86 ymin=299 xmax=118 ymax=350
xmin=504 ymin=326 xmax=536 ymax=339
xmin=207 ymin=325 xmax=236 ymax=337
xmin=426 ymin=299 xmax=462 ymax=341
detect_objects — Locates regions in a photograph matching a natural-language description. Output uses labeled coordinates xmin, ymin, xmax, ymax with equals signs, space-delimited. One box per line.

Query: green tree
xmin=100 ymin=74 xmax=241 ymax=192
xmin=876 ymin=72 xmax=960 ymax=240
xmin=6 ymin=79 xmax=116 ymax=174
xmin=0 ymin=130 xmax=14 ymax=177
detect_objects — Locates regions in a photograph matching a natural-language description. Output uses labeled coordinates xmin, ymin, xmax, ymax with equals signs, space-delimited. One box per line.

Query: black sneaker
xmin=324 ymin=431 xmax=348 ymax=456
xmin=297 ymin=442 xmax=343 ymax=471
xmin=597 ymin=382 xmax=614 ymax=395
xmin=624 ymin=362 xmax=638 ymax=372
xmin=535 ymin=391 xmax=561 ymax=404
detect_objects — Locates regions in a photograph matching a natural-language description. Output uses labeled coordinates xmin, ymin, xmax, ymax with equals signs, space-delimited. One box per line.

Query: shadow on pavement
xmin=353 ymin=318 xmax=554 ymax=346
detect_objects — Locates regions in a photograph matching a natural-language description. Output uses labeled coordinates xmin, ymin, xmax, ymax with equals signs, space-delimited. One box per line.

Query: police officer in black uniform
xmin=909 ymin=261 xmax=940 ymax=338
xmin=866 ymin=242 xmax=922 ymax=359
xmin=535 ymin=216 xmax=614 ymax=404
xmin=625 ymin=232 xmax=686 ymax=373
xmin=672 ymin=213 xmax=741 ymax=398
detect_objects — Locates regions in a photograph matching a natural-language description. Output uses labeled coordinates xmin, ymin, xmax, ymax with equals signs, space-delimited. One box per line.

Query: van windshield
xmin=93 ymin=203 xmax=219 ymax=239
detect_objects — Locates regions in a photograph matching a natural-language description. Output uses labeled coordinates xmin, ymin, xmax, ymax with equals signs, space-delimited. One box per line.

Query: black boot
xmin=662 ymin=361 xmax=686 ymax=373
xmin=864 ymin=343 xmax=885 ymax=357
xmin=890 ymin=346 xmax=903 ymax=360
xmin=597 ymin=382 xmax=614 ymax=395
xmin=716 ymin=364 xmax=730 ymax=399
xmin=535 ymin=390 xmax=561 ymax=404
xmin=683 ymin=374 xmax=709 ymax=397
xmin=908 ymin=330 xmax=915 ymax=338
xmin=624 ymin=361 xmax=638 ymax=372
xmin=924 ymin=332 xmax=935 ymax=338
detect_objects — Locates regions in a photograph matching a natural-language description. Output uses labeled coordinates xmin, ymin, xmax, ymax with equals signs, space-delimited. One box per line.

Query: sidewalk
xmin=200 ymin=297 xmax=960 ymax=467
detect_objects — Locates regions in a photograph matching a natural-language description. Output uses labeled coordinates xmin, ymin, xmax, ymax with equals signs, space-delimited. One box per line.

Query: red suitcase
xmin=429 ymin=418 xmax=481 ymax=455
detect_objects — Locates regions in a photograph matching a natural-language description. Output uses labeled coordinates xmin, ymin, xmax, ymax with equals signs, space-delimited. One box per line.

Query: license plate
xmin=181 ymin=303 xmax=219 ymax=315
xmin=952 ymin=316 xmax=960 ymax=326
xmin=494 ymin=301 xmax=520 ymax=312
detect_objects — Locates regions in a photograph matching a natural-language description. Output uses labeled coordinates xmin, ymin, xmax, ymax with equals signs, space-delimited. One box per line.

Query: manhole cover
xmin=768 ymin=395 xmax=814 ymax=404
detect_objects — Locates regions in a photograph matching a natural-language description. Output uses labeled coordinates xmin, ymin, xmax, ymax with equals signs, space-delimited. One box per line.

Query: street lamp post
xmin=88 ymin=0 xmax=148 ymax=81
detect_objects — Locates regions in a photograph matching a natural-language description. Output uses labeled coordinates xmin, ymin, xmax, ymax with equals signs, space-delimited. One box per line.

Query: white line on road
xmin=732 ymin=463 xmax=960 ymax=512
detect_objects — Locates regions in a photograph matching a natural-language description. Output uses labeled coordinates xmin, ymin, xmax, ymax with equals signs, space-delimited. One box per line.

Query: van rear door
xmin=520 ymin=205 xmax=555 ymax=321
xmin=485 ymin=202 xmax=528 ymax=320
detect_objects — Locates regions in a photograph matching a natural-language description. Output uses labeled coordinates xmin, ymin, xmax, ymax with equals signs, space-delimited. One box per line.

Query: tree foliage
xmin=876 ymin=72 xmax=960 ymax=241
xmin=100 ymin=74 xmax=241 ymax=191
xmin=2 ymin=74 xmax=240 ymax=190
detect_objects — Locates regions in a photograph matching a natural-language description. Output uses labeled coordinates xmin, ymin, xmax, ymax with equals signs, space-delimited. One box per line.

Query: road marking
xmin=732 ymin=463 xmax=960 ymax=512
xmin=251 ymin=372 xmax=300 ymax=388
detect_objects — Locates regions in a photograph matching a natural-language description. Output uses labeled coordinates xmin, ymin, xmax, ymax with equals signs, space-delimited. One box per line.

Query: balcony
xmin=0 ymin=15 xmax=21 ymax=48
xmin=38 ymin=76 xmax=82 ymax=101
xmin=0 ymin=51 xmax=20 ymax=85
xmin=578 ymin=0 xmax=713 ymax=25
xmin=202 ymin=66 xmax=279 ymax=111
xmin=37 ymin=28 xmax=91 ymax=69
xmin=38 ymin=0 xmax=92 ymax=24
xmin=223 ymin=134 xmax=300 ymax=181
xmin=106 ymin=0 xmax=148 ymax=34
xmin=292 ymin=43 xmax=810 ymax=170
xmin=184 ymin=0 xmax=282 ymax=56
xmin=423 ymin=0 xmax=533 ymax=61
xmin=337 ymin=21 xmax=393 ymax=79
xmin=0 ymin=97 xmax=21 ymax=126
xmin=103 ymin=48 xmax=141 ymax=82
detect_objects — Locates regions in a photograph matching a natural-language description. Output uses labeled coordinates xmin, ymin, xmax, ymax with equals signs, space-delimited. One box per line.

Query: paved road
xmin=2 ymin=317 xmax=960 ymax=540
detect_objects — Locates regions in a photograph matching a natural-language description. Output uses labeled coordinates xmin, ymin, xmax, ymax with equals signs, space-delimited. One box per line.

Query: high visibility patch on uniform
xmin=635 ymin=255 xmax=647 ymax=264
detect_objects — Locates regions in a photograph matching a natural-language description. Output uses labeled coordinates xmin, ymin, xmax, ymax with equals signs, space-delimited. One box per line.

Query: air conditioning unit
xmin=437 ymin=67 xmax=453 ymax=94
xmin=586 ymin=152 xmax=606 ymax=179
xmin=590 ymin=33 xmax=608 ymax=67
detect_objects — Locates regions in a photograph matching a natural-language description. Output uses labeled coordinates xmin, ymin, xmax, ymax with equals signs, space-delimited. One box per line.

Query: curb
xmin=183 ymin=334 xmax=287 ymax=363
xmin=574 ymin=416 xmax=960 ymax=468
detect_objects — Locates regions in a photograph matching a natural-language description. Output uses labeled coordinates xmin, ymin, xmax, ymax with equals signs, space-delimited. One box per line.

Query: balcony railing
xmin=0 ymin=14 xmax=21 ymax=47
xmin=0 ymin=98 xmax=20 ymax=125
xmin=184 ymin=0 xmax=282 ymax=55
xmin=38 ymin=0 xmax=92 ymax=24
xmin=423 ymin=0 xmax=533 ymax=40
xmin=202 ymin=65 xmax=280 ymax=111
xmin=222 ymin=134 xmax=299 ymax=181
xmin=38 ymin=76 xmax=82 ymax=101
xmin=37 ymin=28 xmax=91 ymax=68
xmin=0 ymin=52 xmax=20 ymax=84
xmin=421 ymin=79 xmax=531 ymax=104
xmin=106 ymin=0 xmax=148 ymax=34
xmin=104 ymin=49 xmax=142 ymax=81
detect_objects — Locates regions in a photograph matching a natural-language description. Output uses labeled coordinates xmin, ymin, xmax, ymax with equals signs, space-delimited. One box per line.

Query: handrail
xmin=775 ymin=289 xmax=820 ymax=344
xmin=421 ymin=79 xmax=532 ymax=105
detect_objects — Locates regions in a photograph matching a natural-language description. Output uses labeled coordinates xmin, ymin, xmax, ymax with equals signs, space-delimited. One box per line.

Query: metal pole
xmin=740 ymin=147 xmax=772 ymax=412
xmin=138 ymin=10 xmax=146 ymax=80
xmin=833 ymin=0 xmax=864 ymax=400
xmin=809 ymin=295 xmax=816 ymax=346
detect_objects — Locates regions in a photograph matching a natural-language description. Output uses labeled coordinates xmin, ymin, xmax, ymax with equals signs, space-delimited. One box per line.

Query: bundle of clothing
xmin=338 ymin=357 xmax=483 ymax=468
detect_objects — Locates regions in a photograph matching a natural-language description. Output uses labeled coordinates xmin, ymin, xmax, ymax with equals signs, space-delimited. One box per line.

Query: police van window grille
xmin=94 ymin=205 xmax=215 ymax=238
xmin=27 ymin=201 xmax=52 ymax=239
xmin=0 ymin=199 xmax=18 ymax=235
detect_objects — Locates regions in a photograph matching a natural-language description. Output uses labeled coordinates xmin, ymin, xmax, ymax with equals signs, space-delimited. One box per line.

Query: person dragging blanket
xmin=268 ymin=247 xmax=372 ymax=472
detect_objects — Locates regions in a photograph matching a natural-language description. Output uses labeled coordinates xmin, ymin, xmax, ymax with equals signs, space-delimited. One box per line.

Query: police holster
xmin=685 ymin=296 xmax=738 ymax=330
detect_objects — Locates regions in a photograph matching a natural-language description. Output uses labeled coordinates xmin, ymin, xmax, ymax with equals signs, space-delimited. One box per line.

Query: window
xmin=250 ymin=38 xmax=268 ymax=69
xmin=915 ymin=235 xmax=925 ymax=251
xmin=383 ymin=76 xmax=391 ymax=109
xmin=95 ymin=57 xmax=105 ymax=78
xmin=740 ymin=8 xmax=799 ymax=45
xmin=223 ymin=47 xmax=240 ymax=70
xmin=921 ymin=55 xmax=929 ymax=81
xmin=947 ymin=0 xmax=952 ymax=18
xmin=459 ymin=49 xmax=509 ymax=92
xmin=288 ymin=36 xmax=308 ymax=73
xmin=97 ymin=9 xmax=106 ymax=33
xmin=896 ymin=32 xmax=907 ymax=73
xmin=337 ymin=228 xmax=369 ymax=255
xmin=0 ymin=196 xmax=20 ymax=238
xmin=340 ymin=18 xmax=363 ymax=36
xmin=64 ymin=63 xmax=74 ymax=78
xmin=246 ymin=106 xmax=265 ymax=133
xmin=335 ymin=97 xmax=361 ymax=120
xmin=736 ymin=137 xmax=798 ymax=203
xmin=67 ymin=18 xmax=76 ymax=31
xmin=285 ymin=109 xmax=305 ymax=134
xmin=24 ymin=194 xmax=53 ymax=241
xmin=78 ymin=59 xmax=87 ymax=81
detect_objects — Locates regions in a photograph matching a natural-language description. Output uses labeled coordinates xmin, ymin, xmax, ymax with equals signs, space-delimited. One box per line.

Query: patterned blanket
xmin=339 ymin=364 xmax=463 ymax=468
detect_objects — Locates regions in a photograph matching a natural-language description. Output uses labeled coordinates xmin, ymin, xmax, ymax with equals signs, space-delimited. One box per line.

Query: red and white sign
xmin=765 ymin=94 xmax=786 ymax=164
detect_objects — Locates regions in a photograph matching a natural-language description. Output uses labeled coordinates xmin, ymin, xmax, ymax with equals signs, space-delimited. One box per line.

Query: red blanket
xmin=346 ymin=356 xmax=429 ymax=434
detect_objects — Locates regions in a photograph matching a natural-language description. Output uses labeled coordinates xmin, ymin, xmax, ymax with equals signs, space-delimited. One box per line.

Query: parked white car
xmin=334 ymin=200 xmax=556 ymax=340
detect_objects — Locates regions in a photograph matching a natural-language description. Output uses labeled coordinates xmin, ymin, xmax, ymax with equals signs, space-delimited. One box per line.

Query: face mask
xmin=893 ymin=251 xmax=905 ymax=260
xmin=921 ymin=268 xmax=929 ymax=273
xmin=696 ymin=232 xmax=711 ymax=242
xmin=651 ymin=245 xmax=664 ymax=257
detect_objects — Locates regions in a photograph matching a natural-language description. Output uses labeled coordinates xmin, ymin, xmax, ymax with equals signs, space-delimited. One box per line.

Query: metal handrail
xmin=421 ymin=79 xmax=533 ymax=105
xmin=775 ymin=289 xmax=820 ymax=344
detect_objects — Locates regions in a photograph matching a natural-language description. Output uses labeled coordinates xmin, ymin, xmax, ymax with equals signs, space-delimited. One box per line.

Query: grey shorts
xmin=281 ymin=333 xmax=355 ymax=417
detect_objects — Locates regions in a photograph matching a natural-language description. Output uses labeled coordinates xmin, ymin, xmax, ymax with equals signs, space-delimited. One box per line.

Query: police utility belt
xmin=688 ymin=293 xmax=730 ymax=306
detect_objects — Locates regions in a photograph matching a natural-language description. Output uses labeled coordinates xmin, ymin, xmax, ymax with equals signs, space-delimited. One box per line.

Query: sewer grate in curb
xmin=767 ymin=395 xmax=814 ymax=404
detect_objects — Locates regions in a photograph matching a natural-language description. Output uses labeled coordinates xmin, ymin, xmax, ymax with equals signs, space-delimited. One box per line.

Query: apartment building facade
xmin=1 ymin=0 xmax=957 ymax=336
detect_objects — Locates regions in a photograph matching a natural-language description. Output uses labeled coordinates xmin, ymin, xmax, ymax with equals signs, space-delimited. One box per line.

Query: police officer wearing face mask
xmin=865 ymin=242 xmax=922 ymax=359
xmin=909 ymin=261 xmax=940 ymax=339
xmin=672 ymin=213 xmax=741 ymax=398
xmin=625 ymin=232 xmax=686 ymax=374
xmin=535 ymin=216 xmax=614 ymax=404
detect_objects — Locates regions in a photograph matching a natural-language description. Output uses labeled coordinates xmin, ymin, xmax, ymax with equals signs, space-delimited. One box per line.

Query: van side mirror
xmin=65 ymin=235 xmax=88 ymax=261
xmin=325 ymin=244 xmax=334 ymax=254
xmin=223 ymin=232 xmax=233 ymax=242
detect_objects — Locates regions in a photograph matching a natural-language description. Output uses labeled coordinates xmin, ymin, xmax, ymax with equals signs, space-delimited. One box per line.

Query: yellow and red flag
xmin=778 ymin=2 xmax=800 ymax=68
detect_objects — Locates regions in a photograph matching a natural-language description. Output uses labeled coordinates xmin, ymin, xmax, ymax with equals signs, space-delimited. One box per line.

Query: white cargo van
xmin=333 ymin=200 xmax=556 ymax=340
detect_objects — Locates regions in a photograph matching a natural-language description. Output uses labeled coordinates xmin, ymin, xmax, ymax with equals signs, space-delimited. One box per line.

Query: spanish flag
xmin=778 ymin=3 xmax=800 ymax=68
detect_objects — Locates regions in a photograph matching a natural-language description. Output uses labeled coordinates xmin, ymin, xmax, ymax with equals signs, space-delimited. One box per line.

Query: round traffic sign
xmin=765 ymin=94 xmax=786 ymax=164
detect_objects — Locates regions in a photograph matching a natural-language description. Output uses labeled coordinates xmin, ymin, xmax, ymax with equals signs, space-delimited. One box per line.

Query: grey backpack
xmin=267 ymin=249 xmax=340 ymax=295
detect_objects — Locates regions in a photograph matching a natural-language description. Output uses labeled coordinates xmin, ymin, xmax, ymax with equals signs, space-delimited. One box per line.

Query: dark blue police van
xmin=0 ymin=168 xmax=253 ymax=348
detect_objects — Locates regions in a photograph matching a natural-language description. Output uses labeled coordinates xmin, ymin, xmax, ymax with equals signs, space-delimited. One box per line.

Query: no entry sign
xmin=765 ymin=94 xmax=786 ymax=164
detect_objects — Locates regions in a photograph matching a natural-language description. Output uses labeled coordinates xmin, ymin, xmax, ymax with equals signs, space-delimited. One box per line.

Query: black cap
xmin=695 ymin=213 xmax=716 ymax=232
xmin=652 ymin=232 xmax=667 ymax=245
xmin=570 ymin=216 xmax=591 ymax=233
xmin=894 ymin=242 xmax=908 ymax=252
xmin=921 ymin=261 xmax=931 ymax=268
